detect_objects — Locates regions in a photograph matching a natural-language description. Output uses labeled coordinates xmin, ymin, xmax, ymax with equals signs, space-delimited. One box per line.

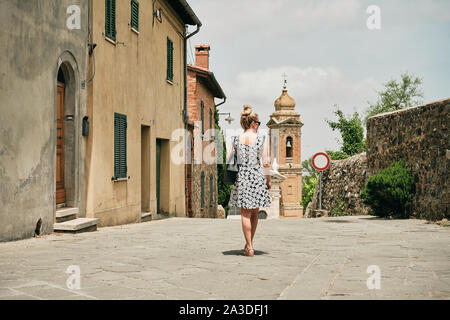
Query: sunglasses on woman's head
xmin=254 ymin=121 xmax=261 ymax=126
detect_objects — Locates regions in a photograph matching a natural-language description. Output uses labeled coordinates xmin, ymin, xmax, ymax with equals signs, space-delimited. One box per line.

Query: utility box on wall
xmin=82 ymin=116 xmax=89 ymax=136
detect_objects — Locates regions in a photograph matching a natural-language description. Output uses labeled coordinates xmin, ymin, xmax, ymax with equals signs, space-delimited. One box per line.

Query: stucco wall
xmin=0 ymin=0 xmax=88 ymax=241
xmin=366 ymin=98 xmax=450 ymax=220
xmin=86 ymin=0 xmax=187 ymax=226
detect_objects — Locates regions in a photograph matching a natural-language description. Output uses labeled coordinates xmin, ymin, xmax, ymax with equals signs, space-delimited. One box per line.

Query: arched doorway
xmin=56 ymin=68 xmax=66 ymax=205
xmin=56 ymin=57 xmax=79 ymax=209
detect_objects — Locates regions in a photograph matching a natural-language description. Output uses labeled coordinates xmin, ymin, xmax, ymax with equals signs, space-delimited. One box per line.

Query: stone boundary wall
xmin=308 ymin=98 xmax=449 ymax=220
xmin=308 ymin=153 xmax=370 ymax=216
xmin=366 ymin=98 xmax=450 ymax=220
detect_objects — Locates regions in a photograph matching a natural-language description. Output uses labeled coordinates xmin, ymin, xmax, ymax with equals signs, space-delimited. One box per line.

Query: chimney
xmin=195 ymin=45 xmax=210 ymax=70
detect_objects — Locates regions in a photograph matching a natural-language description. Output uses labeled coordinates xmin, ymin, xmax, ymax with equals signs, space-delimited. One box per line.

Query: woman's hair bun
xmin=241 ymin=105 xmax=253 ymax=117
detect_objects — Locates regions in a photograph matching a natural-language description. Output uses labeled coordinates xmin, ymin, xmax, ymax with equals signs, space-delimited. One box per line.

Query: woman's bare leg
xmin=241 ymin=208 xmax=253 ymax=250
xmin=250 ymin=208 xmax=259 ymax=243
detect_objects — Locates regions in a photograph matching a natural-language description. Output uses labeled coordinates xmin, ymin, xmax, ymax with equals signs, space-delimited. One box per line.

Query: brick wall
xmin=186 ymin=69 xmax=219 ymax=218
xmin=187 ymin=69 xmax=198 ymax=122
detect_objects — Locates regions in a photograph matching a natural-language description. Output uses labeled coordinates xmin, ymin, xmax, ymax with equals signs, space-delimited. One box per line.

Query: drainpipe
xmin=215 ymin=97 xmax=226 ymax=109
xmin=183 ymin=23 xmax=201 ymax=124
xmin=183 ymin=23 xmax=200 ymax=218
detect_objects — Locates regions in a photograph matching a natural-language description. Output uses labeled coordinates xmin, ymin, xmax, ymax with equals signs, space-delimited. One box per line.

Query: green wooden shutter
xmin=167 ymin=37 xmax=173 ymax=81
xmin=114 ymin=113 xmax=127 ymax=179
xmin=209 ymin=174 xmax=213 ymax=206
xmin=156 ymin=139 xmax=161 ymax=213
xmin=131 ymin=0 xmax=139 ymax=31
xmin=170 ymin=38 xmax=174 ymax=81
xmin=105 ymin=0 xmax=116 ymax=41
xmin=105 ymin=1 xmax=110 ymax=37
xmin=209 ymin=109 xmax=212 ymax=139
xmin=201 ymin=100 xmax=204 ymax=136
xmin=111 ymin=0 xmax=116 ymax=40
xmin=201 ymin=172 xmax=205 ymax=208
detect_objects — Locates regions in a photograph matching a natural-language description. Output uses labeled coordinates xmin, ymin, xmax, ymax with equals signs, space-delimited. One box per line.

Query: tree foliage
xmin=365 ymin=72 xmax=423 ymax=121
xmin=301 ymin=157 xmax=319 ymax=210
xmin=302 ymin=158 xmax=319 ymax=181
xmin=326 ymin=109 xmax=366 ymax=158
xmin=301 ymin=176 xmax=317 ymax=211
xmin=325 ymin=150 xmax=350 ymax=161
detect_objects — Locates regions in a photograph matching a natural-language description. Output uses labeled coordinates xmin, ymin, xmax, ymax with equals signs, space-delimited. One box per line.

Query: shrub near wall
xmin=360 ymin=161 xmax=415 ymax=218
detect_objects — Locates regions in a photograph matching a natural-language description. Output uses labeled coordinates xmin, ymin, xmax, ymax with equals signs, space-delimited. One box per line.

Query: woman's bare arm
xmin=226 ymin=137 xmax=234 ymax=163
xmin=262 ymin=137 xmax=271 ymax=180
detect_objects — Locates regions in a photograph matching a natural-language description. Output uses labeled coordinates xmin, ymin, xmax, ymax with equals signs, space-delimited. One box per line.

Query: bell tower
xmin=266 ymin=79 xmax=304 ymax=218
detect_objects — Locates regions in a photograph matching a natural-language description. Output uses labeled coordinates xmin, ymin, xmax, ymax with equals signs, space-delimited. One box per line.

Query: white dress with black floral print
xmin=228 ymin=135 xmax=272 ymax=209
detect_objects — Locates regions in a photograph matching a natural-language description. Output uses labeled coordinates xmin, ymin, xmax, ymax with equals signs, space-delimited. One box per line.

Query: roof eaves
xmin=168 ymin=0 xmax=202 ymax=26
xmin=208 ymin=72 xmax=226 ymax=100
xmin=187 ymin=65 xmax=226 ymax=99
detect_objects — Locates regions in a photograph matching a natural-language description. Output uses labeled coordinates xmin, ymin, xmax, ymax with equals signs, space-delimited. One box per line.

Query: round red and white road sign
xmin=312 ymin=152 xmax=330 ymax=171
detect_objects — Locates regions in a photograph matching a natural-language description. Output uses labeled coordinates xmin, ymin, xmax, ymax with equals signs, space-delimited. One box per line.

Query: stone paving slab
xmin=0 ymin=216 xmax=449 ymax=300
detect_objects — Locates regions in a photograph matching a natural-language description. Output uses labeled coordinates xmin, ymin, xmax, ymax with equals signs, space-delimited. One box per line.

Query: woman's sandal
xmin=244 ymin=245 xmax=255 ymax=257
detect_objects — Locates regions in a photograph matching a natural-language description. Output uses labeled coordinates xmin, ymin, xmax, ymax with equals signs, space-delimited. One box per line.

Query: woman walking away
xmin=227 ymin=105 xmax=272 ymax=257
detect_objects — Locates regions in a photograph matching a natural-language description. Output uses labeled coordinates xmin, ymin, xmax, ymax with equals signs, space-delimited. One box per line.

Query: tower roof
xmin=274 ymin=81 xmax=296 ymax=110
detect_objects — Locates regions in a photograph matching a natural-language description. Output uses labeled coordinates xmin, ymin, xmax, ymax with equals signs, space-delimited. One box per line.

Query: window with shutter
xmin=209 ymin=174 xmax=213 ymax=206
xmin=201 ymin=100 xmax=204 ymax=136
xmin=105 ymin=0 xmax=116 ymax=41
xmin=167 ymin=37 xmax=174 ymax=82
xmin=114 ymin=113 xmax=127 ymax=179
xmin=131 ymin=0 xmax=139 ymax=32
xmin=201 ymin=172 xmax=205 ymax=208
xmin=209 ymin=109 xmax=212 ymax=140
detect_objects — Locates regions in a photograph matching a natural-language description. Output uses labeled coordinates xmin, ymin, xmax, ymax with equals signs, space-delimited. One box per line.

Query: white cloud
xmin=233 ymin=65 xmax=378 ymax=105
xmin=380 ymin=0 xmax=450 ymax=26
xmin=190 ymin=0 xmax=362 ymax=40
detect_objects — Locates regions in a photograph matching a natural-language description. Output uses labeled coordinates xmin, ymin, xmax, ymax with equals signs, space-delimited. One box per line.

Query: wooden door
xmin=56 ymin=83 xmax=66 ymax=204
xmin=185 ymin=162 xmax=192 ymax=217
xmin=156 ymin=139 xmax=161 ymax=213
xmin=141 ymin=126 xmax=151 ymax=212
xmin=185 ymin=132 xmax=194 ymax=217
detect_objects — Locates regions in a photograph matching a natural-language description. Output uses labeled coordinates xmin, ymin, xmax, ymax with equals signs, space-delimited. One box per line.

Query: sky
xmin=187 ymin=0 xmax=450 ymax=160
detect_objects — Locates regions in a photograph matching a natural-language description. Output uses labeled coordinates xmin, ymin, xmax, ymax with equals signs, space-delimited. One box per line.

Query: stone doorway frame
xmin=55 ymin=52 xmax=81 ymax=214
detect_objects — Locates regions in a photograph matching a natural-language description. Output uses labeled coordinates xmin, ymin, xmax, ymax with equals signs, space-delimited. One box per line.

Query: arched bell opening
xmin=286 ymin=136 xmax=293 ymax=158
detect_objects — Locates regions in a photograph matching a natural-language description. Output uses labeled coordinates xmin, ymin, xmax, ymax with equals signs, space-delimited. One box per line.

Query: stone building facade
xmin=266 ymin=83 xmax=304 ymax=218
xmin=186 ymin=45 xmax=226 ymax=218
xmin=0 ymin=0 xmax=89 ymax=241
xmin=86 ymin=0 xmax=201 ymax=226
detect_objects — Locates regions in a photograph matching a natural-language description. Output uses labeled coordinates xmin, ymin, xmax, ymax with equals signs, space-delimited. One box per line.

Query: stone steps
xmin=141 ymin=212 xmax=153 ymax=222
xmin=55 ymin=207 xmax=78 ymax=223
xmin=54 ymin=207 xmax=99 ymax=234
xmin=54 ymin=218 xmax=100 ymax=234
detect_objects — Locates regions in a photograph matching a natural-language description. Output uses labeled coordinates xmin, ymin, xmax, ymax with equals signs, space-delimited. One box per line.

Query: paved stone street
xmin=0 ymin=216 xmax=449 ymax=300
